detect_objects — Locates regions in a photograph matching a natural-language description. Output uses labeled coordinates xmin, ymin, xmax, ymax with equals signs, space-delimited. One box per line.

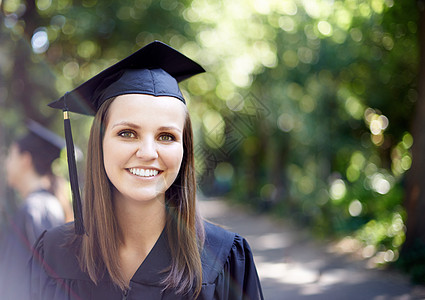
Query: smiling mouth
xmin=128 ymin=168 xmax=160 ymax=177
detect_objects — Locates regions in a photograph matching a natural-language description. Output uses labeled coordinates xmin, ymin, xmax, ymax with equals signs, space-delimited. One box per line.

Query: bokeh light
xmin=31 ymin=28 xmax=49 ymax=54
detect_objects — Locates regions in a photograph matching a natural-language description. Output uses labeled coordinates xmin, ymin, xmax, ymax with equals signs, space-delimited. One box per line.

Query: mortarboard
xmin=49 ymin=40 xmax=205 ymax=115
xmin=16 ymin=119 xmax=66 ymax=175
xmin=48 ymin=40 xmax=205 ymax=234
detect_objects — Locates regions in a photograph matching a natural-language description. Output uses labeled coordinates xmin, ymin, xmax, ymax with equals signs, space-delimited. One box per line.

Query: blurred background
xmin=1 ymin=0 xmax=425 ymax=287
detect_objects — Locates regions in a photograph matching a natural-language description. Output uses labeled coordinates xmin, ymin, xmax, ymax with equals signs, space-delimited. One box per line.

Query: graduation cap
xmin=16 ymin=119 xmax=66 ymax=175
xmin=48 ymin=40 xmax=205 ymax=235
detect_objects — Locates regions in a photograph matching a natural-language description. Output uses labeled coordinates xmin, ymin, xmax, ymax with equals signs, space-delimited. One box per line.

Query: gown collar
xmin=129 ymin=228 xmax=171 ymax=285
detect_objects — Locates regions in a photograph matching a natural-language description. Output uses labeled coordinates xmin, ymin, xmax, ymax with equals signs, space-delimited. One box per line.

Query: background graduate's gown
xmin=29 ymin=221 xmax=264 ymax=300
xmin=0 ymin=190 xmax=65 ymax=300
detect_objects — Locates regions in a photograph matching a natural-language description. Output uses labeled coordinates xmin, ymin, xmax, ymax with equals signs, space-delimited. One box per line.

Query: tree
xmin=400 ymin=0 xmax=425 ymax=282
xmin=1 ymin=0 xmax=424 ymax=282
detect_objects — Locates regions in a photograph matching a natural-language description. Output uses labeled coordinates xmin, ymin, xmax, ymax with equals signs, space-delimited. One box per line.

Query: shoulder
xmin=32 ymin=223 xmax=90 ymax=281
xmin=25 ymin=190 xmax=57 ymax=205
xmin=200 ymin=222 xmax=264 ymax=299
xmin=24 ymin=191 xmax=63 ymax=216
xmin=203 ymin=221 xmax=236 ymax=250
xmin=203 ymin=221 xmax=253 ymax=255
xmin=202 ymin=221 xmax=252 ymax=283
xmin=40 ymin=222 xmax=73 ymax=255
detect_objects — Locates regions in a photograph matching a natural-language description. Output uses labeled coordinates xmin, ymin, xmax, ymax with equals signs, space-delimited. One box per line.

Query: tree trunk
xmin=402 ymin=1 xmax=425 ymax=253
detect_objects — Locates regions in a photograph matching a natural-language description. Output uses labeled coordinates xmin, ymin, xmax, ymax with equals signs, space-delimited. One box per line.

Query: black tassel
xmin=63 ymin=110 xmax=85 ymax=235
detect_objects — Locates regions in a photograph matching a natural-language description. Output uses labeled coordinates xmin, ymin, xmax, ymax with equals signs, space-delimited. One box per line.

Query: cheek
xmin=6 ymin=158 xmax=21 ymax=187
xmin=102 ymin=138 xmax=124 ymax=174
xmin=102 ymin=134 xmax=123 ymax=160
xmin=102 ymin=141 xmax=112 ymax=163
xmin=168 ymin=146 xmax=184 ymax=172
xmin=176 ymin=148 xmax=184 ymax=174
xmin=175 ymin=153 xmax=184 ymax=172
xmin=102 ymin=141 xmax=111 ymax=169
xmin=6 ymin=152 xmax=18 ymax=175
xmin=5 ymin=161 xmax=15 ymax=184
xmin=5 ymin=156 xmax=13 ymax=174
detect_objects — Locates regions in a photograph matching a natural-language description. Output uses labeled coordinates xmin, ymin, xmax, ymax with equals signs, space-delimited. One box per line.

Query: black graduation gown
xmin=0 ymin=190 xmax=65 ymax=300
xmin=28 ymin=221 xmax=264 ymax=300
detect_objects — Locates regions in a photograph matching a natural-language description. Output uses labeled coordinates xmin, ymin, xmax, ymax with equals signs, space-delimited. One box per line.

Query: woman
xmin=29 ymin=41 xmax=263 ymax=299
xmin=1 ymin=120 xmax=71 ymax=300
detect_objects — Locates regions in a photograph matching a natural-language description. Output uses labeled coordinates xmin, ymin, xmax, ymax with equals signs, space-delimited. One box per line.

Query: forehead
xmin=8 ymin=142 xmax=20 ymax=154
xmin=7 ymin=143 xmax=24 ymax=161
xmin=106 ymin=94 xmax=186 ymax=126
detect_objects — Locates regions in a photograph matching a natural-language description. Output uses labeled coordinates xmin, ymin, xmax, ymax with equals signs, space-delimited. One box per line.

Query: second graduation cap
xmin=48 ymin=40 xmax=205 ymax=234
xmin=17 ymin=119 xmax=66 ymax=175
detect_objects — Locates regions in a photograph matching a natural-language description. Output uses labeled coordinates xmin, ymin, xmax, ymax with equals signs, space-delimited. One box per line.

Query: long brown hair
xmin=78 ymin=97 xmax=205 ymax=296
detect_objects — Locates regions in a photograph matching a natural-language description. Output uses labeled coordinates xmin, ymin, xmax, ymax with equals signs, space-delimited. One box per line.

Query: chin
xmin=130 ymin=191 xmax=166 ymax=203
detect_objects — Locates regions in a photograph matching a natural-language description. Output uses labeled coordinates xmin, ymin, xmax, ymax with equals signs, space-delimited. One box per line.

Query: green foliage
xmin=0 ymin=0 xmax=421 ymax=281
xmin=193 ymin=0 xmax=419 ymax=274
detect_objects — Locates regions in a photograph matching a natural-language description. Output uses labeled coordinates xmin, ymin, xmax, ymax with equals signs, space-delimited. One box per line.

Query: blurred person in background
xmin=0 ymin=119 xmax=73 ymax=300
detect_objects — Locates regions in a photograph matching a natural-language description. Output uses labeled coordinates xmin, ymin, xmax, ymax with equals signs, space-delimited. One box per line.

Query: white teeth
xmin=129 ymin=168 xmax=159 ymax=177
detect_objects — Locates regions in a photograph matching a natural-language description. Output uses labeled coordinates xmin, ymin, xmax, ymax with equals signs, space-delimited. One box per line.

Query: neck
xmin=114 ymin=195 xmax=166 ymax=248
xmin=114 ymin=194 xmax=167 ymax=283
xmin=17 ymin=172 xmax=50 ymax=199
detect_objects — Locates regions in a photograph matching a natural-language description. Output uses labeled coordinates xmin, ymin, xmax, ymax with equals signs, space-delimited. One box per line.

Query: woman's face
xmin=102 ymin=94 xmax=185 ymax=205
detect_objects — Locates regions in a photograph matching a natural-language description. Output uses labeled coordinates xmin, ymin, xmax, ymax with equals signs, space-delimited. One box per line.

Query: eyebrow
xmin=112 ymin=122 xmax=182 ymax=133
xmin=111 ymin=121 xmax=140 ymax=129
xmin=158 ymin=126 xmax=182 ymax=133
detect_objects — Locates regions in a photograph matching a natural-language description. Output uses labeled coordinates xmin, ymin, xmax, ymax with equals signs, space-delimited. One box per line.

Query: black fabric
xmin=63 ymin=117 xmax=84 ymax=235
xmin=96 ymin=68 xmax=186 ymax=106
xmin=0 ymin=191 xmax=65 ymax=300
xmin=16 ymin=119 xmax=65 ymax=175
xmin=28 ymin=221 xmax=264 ymax=300
xmin=48 ymin=41 xmax=205 ymax=115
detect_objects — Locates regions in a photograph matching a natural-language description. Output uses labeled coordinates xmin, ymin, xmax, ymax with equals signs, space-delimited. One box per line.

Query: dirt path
xmin=199 ymin=197 xmax=425 ymax=300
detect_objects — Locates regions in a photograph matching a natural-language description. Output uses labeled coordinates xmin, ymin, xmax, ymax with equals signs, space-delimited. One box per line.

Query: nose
xmin=135 ymin=138 xmax=158 ymax=160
